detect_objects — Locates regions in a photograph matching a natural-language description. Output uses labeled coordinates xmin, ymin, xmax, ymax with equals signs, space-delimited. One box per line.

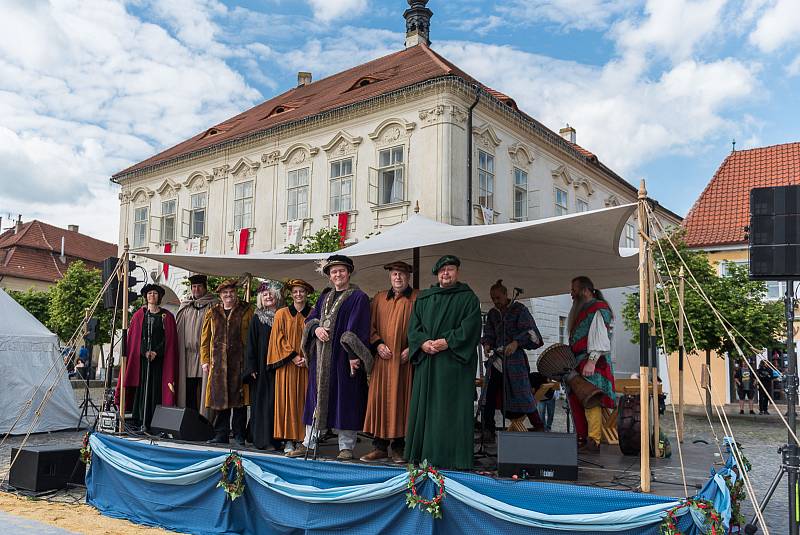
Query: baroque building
xmin=112 ymin=2 xmax=680 ymax=373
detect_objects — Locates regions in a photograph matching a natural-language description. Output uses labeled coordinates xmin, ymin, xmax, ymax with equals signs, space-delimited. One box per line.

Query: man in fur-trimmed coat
xmin=287 ymin=254 xmax=372 ymax=461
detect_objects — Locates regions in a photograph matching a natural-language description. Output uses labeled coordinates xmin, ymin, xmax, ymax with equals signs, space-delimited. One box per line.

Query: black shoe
xmin=765 ymin=411 xmax=770 ymax=415
xmin=739 ymin=410 xmax=744 ymax=415
xmin=207 ymin=435 xmax=229 ymax=444
xmin=234 ymin=436 xmax=246 ymax=447
xmin=749 ymin=410 xmax=756 ymax=415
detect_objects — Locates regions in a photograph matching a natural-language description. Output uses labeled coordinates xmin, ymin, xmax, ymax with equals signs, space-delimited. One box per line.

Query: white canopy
xmin=141 ymin=204 xmax=638 ymax=300
xmin=0 ymin=288 xmax=80 ymax=434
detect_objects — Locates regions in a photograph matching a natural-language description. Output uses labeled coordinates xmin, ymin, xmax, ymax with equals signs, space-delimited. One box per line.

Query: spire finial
xmin=731 ymin=138 xmax=736 ymax=152
xmin=414 ymin=200 xmax=420 ymax=213
xmin=404 ymin=0 xmax=433 ymax=48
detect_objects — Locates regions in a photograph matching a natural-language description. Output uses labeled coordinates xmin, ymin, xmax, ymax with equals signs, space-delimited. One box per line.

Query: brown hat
xmin=215 ymin=279 xmax=239 ymax=293
xmin=383 ymin=261 xmax=413 ymax=274
xmin=286 ymin=278 xmax=315 ymax=294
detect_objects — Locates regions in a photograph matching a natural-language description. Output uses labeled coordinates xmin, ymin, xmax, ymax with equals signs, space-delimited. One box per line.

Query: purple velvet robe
xmin=302 ymin=288 xmax=371 ymax=431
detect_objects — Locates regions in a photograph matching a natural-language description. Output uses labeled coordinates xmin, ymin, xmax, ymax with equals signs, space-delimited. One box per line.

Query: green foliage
xmin=48 ymin=260 xmax=115 ymax=345
xmin=8 ymin=287 xmax=52 ymax=327
xmin=622 ymin=230 xmax=783 ymax=357
xmin=284 ymin=227 xmax=343 ymax=254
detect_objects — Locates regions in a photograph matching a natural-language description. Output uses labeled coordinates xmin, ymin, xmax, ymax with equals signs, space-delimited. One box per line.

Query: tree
xmin=49 ymin=261 xmax=115 ymax=345
xmin=622 ymin=230 xmax=782 ymax=357
xmin=284 ymin=227 xmax=343 ymax=254
xmin=8 ymin=287 xmax=52 ymax=327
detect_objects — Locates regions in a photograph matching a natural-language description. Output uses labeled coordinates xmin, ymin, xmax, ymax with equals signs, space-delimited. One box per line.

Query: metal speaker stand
xmin=76 ymin=373 xmax=99 ymax=430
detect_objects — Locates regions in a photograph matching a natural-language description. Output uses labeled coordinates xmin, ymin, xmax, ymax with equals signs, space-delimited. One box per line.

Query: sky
xmin=1 ymin=0 xmax=799 ymax=243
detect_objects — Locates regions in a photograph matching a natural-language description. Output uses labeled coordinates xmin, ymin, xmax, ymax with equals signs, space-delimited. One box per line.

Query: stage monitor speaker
xmin=497 ymin=431 xmax=578 ymax=480
xmin=8 ymin=446 xmax=85 ymax=492
xmin=750 ymin=186 xmax=800 ymax=280
xmin=150 ymin=405 xmax=214 ymax=441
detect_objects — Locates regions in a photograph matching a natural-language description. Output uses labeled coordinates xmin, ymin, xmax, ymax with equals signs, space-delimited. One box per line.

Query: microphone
xmin=514 ymin=287 xmax=524 ymax=294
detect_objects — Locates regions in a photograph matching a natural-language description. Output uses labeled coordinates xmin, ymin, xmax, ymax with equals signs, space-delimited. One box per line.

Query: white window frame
xmin=329 ymin=157 xmax=354 ymax=214
xmin=377 ymin=146 xmax=405 ymax=205
xmin=287 ymin=167 xmax=310 ymax=222
xmin=133 ymin=206 xmax=148 ymax=248
xmin=161 ymin=199 xmax=177 ymax=244
xmin=513 ymin=167 xmax=528 ymax=221
xmin=190 ymin=192 xmax=207 ymax=238
xmin=624 ymin=222 xmax=636 ymax=248
xmin=558 ymin=316 xmax=568 ymax=345
xmin=555 ymin=187 xmax=568 ymax=216
xmin=478 ymin=150 xmax=494 ymax=210
xmin=233 ymin=180 xmax=254 ymax=231
xmin=576 ymin=198 xmax=589 ymax=213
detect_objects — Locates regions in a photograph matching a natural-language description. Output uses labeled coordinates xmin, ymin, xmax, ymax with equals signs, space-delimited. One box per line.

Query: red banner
xmin=337 ymin=212 xmax=349 ymax=247
xmin=162 ymin=242 xmax=171 ymax=278
xmin=238 ymin=228 xmax=250 ymax=255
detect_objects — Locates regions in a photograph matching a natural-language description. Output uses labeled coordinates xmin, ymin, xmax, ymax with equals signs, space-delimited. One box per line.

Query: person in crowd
xmin=404 ymin=255 xmax=481 ymax=470
xmin=244 ymin=281 xmax=283 ymax=450
xmin=734 ymin=358 xmax=756 ymax=415
xmin=480 ymin=280 xmax=543 ymax=437
xmin=568 ymin=276 xmax=616 ymax=453
xmin=530 ymin=371 xmax=557 ymax=432
xmin=756 ymin=359 xmax=773 ymax=415
xmin=201 ymin=279 xmax=254 ymax=445
xmin=361 ymin=261 xmax=418 ymax=463
xmin=176 ymin=274 xmax=218 ymax=415
xmin=116 ymin=284 xmax=178 ymax=431
xmin=288 ymin=255 xmax=372 ymax=461
xmin=270 ymin=279 xmax=314 ymax=454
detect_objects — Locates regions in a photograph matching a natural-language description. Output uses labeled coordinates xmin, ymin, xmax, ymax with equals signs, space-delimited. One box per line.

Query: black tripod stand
xmin=745 ymin=279 xmax=799 ymax=535
xmin=76 ymin=347 xmax=99 ymax=429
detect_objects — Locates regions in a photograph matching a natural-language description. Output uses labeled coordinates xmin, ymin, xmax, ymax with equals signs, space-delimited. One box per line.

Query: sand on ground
xmin=0 ymin=491 xmax=178 ymax=534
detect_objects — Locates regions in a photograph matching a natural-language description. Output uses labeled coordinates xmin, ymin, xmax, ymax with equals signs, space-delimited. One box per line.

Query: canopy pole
xmin=677 ymin=266 xmax=685 ymax=443
xmin=637 ymin=180 xmax=651 ymax=492
xmin=648 ymin=247 xmax=660 ymax=455
xmin=118 ymin=243 xmax=130 ymax=433
xmin=413 ymin=247 xmax=420 ymax=290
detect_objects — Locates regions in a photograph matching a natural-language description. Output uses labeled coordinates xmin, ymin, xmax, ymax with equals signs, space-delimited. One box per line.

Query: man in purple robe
xmin=288 ymin=254 xmax=372 ymax=460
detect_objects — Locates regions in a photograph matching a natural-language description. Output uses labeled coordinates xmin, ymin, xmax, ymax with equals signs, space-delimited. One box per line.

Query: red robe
xmin=115 ymin=307 xmax=179 ymax=410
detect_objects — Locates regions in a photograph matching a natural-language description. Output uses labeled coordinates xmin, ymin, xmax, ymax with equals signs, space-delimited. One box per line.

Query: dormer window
xmin=264 ymin=104 xmax=297 ymax=119
xmin=347 ymin=76 xmax=382 ymax=92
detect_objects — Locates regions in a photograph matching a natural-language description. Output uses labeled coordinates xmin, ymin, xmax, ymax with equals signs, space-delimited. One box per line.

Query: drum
xmin=617 ymin=394 xmax=641 ymax=455
xmin=536 ymin=344 xmax=576 ymax=380
xmin=537 ymin=344 xmax=604 ymax=409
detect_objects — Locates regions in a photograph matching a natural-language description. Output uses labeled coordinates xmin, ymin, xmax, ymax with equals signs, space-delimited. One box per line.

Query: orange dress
xmin=363 ymin=287 xmax=418 ymax=439
xmin=269 ymin=303 xmax=311 ymax=441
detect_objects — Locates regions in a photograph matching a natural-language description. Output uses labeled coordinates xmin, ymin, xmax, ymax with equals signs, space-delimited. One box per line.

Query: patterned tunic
xmin=569 ymin=299 xmax=616 ymax=408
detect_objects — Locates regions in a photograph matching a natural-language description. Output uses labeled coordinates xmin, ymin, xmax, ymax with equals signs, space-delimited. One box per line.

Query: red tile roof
xmin=112 ymin=43 xmax=604 ymax=184
xmin=0 ymin=220 xmax=117 ymax=283
xmin=683 ymin=142 xmax=800 ymax=248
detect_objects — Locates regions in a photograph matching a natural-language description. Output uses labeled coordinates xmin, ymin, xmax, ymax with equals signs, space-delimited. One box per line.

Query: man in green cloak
xmin=404 ymin=255 xmax=482 ymax=469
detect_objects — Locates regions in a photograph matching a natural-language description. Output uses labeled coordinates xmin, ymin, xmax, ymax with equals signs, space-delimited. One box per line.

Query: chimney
xmin=297 ymin=71 xmax=312 ymax=87
xmin=14 ymin=214 xmax=22 ymax=234
xmin=559 ymin=124 xmax=576 ymax=144
xmin=60 ymin=236 xmax=66 ymax=264
xmin=404 ymin=0 xmax=433 ymax=48
xmin=68 ymin=224 xmax=79 ymax=233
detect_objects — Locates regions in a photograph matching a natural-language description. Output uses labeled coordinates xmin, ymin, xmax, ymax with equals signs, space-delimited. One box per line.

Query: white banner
xmin=286 ymin=220 xmax=303 ymax=246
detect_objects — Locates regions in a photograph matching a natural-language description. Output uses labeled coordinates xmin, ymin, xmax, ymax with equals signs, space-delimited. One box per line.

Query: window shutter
xmin=181 ymin=209 xmax=191 ymax=238
xmin=367 ymin=167 xmax=379 ymax=205
xmin=149 ymin=215 xmax=161 ymax=244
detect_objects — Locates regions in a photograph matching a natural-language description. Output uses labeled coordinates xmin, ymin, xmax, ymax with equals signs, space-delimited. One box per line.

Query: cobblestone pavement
xmin=0 ymin=510 xmax=77 ymax=534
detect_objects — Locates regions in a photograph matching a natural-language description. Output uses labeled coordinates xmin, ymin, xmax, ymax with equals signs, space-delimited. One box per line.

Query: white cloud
xmin=749 ymin=0 xmax=800 ymax=52
xmin=0 ymin=0 xmax=261 ymax=242
xmin=789 ymin=54 xmax=800 ymax=76
xmin=613 ymin=0 xmax=727 ymax=62
xmin=454 ymin=15 xmax=504 ymax=36
xmin=497 ymin=0 xmax=635 ymax=31
xmin=306 ymin=0 xmax=368 ymax=23
xmin=435 ymin=41 xmax=756 ymax=174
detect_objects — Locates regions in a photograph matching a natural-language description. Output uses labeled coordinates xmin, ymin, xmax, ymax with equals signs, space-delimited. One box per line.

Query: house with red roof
xmin=0 ymin=218 xmax=117 ymax=292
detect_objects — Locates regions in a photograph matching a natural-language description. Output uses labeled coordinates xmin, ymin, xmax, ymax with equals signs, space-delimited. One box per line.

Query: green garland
xmin=726 ymin=441 xmax=752 ymax=529
xmin=406 ymin=460 xmax=445 ymax=519
xmin=660 ymin=498 xmax=724 ymax=535
xmin=79 ymin=432 xmax=91 ymax=466
xmin=217 ymin=453 xmax=245 ymax=501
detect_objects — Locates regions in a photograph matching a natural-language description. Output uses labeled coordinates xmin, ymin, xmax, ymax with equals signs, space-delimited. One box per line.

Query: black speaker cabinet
xmin=150 ymin=405 xmax=214 ymax=441
xmin=750 ymin=186 xmax=800 ymax=279
xmin=497 ymin=431 xmax=578 ymax=480
xmin=8 ymin=446 xmax=85 ymax=492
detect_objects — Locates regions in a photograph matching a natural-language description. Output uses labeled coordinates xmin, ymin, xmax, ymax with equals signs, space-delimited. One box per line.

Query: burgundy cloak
xmin=115 ymin=307 xmax=179 ymax=410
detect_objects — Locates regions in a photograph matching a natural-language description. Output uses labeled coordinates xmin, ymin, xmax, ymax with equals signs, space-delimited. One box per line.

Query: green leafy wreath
xmin=660 ymin=498 xmax=724 ymax=535
xmin=217 ymin=453 xmax=245 ymax=501
xmin=79 ymin=432 xmax=91 ymax=466
xmin=406 ymin=460 xmax=445 ymax=519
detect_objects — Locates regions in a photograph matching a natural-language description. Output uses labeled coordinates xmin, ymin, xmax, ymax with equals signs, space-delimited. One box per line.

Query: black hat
xmin=322 ymin=254 xmax=355 ymax=275
xmin=432 ymin=255 xmax=461 ymax=274
xmin=188 ymin=274 xmax=208 ymax=285
xmin=140 ymin=284 xmax=165 ymax=298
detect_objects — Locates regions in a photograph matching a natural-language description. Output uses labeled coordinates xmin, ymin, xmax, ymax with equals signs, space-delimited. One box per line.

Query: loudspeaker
xmin=497 ymin=431 xmax=578 ymax=480
xmin=150 ymin=405 xmax=214 ymax=441
xmin=8 ymin=446 xmax=85 ymax=492
xmin=750 ymin=186 xmax=800 ymax=279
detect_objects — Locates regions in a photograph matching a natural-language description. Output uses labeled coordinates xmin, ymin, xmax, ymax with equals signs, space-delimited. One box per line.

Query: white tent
xmin=141 ymin=204 xmax=638 ymax=300
xmin=0 ymin=288 xmax=80 ymax=434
